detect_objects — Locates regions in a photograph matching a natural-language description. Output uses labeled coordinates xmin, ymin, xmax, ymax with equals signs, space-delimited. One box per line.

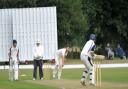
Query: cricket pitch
xmin=27 ymin=79 xmax=128 ymax=89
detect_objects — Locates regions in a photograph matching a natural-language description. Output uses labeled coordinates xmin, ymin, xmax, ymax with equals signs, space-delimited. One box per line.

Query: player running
xmin=8 ymin=40 xmax=19 ymax=81
xmin=80 ymin=34 xmax=96 ymax=86
xmin=53 ymin=47 xmax=71 ymax=79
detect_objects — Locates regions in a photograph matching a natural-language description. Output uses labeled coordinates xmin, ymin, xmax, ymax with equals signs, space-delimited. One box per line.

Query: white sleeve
xmin=88 ymin=41 xmax=94 ymax=52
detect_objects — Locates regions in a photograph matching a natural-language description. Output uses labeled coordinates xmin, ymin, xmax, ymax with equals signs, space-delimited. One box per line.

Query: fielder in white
xmin=80 ymin=34 xmax=96 ymax=86
xmin=8 ymin=40 xmax=19 ymax=81
xmin=53 ymin=47 xmax=70 ymax=79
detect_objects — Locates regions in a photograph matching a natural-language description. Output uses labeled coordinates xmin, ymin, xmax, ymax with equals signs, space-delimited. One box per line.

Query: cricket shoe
xmin=53 ymin=76 xmax=57 ymax=80
xmin=57 ymin=77 xmax=60 ymax=80
xmin=40 ymin=78 xmax=44 ymax=80
xmin=89 ymin=81 xmax=95 ymax=86
xmin=80 ymin=80 xmax=86 ymax=86
xmin=33 ymin=78 xmax=36 ymax=80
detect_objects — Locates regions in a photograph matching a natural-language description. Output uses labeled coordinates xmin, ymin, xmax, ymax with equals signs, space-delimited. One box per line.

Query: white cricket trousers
xmin=9 ymin=59 xmax=19 ymax=81
xmin=80 ymin=54 xmax=95 ymax=84
xmin=53 ymin=56 xmax=63 ymax=79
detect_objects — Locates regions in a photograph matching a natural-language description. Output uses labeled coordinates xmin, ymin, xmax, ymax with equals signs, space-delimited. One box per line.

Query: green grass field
xmin=0 ymin=68 xmax=128 ymax=89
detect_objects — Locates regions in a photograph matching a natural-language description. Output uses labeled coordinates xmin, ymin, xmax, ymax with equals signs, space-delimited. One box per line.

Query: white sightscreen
xmin=0 ymin=9 xmax=13 ymax=62
xmin=0 ymin=7 xmax=58 ymax=62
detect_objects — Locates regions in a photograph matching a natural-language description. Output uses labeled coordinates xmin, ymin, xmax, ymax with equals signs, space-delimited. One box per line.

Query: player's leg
xmin=9 ymin=60 xmax=14 ymax=81
xmin=14 ymin=59 xmax=19 ymax=80
xmin=39 ymin=60 xmax=43 ymax=79
xmin=53 ymin=65 xmax=58 ymax=79
xmin=80 ymin=54 xmax=89 ymax=86
xmin=57 ymin=58 xmax=63 ymax=79
xmin=33 ymin=60 xmax=37 ymax=80
xmin=53 ymin=56 xmax=59 ymax=79
xmin=85 ymin=57 xmax=94 ymax=85
xmin=81 ymin=67 xmax=88 ymax=82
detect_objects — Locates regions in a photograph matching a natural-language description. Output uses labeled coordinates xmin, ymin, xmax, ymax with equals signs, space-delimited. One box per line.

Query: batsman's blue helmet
xmin=90 ymin=34 xmax=96 ymax=40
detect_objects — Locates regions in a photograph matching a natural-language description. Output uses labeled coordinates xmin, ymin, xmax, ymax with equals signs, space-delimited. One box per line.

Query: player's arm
xmin=62 ymin=55 xmax=65 ymax=67
xmin=90 ymin=51 xmax=95 ymax=56
xmin=41 ymin=46 xmax=44 ymax=59
xmin=8 ymin=52 xmax=11 ymax=59
xmin=8 ymin=53 xmax=11 ymax=62
xmin=90 ymin=44 xmax=96 ymax=58
xmin=8 ymin=48 xmax=12 ymax=61
xmin=17 ymin=49 xmax=20 ymax=64
xmin=39 ymin=46 xmax=43 ymax=59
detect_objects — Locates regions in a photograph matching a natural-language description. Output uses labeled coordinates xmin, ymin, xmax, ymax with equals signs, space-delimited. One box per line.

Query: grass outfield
xmin=0 ymin=69 xmax=58 ymax=89
xmin=0 ymin=68 xmax=128 ymax=89
xmin=62 ymin=68 xmax=128 ymax=83
xmin=65 ymin=59 xmax=128 ymax=64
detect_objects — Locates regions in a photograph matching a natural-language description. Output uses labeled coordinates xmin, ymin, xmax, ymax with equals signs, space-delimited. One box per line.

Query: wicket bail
xmin=95 ymin=62 xmax=102 ymax=87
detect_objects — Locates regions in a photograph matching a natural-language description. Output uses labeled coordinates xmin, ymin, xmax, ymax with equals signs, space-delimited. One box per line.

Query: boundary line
xmin=0 ymin=63 xmax=128 ymax=69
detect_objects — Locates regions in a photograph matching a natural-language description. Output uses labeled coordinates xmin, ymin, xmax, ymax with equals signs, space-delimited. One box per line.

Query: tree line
xmin=0 ymin=0 xmax=128 ymax=51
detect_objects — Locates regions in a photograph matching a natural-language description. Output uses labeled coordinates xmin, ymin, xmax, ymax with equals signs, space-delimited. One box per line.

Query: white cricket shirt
xmin=81 ymin=40 xmax=95 ymax=57
xmin=56 ymin=48 xmax=66 ymax=57
xmin=33 ymin=45 xmax=43 ymax=59
xmin=10 ymin=46 xmax=19 ymax=59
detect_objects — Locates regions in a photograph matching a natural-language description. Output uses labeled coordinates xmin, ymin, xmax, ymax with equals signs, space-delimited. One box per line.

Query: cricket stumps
xmin=94 ymin=61 xmax=102 ymax=87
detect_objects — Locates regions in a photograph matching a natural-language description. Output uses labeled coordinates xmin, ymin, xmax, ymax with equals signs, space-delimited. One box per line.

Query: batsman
xmin=8 ymin=40 xmax=19 ymax=81
xmin=80 ymin=34 xmax=96 ymax=86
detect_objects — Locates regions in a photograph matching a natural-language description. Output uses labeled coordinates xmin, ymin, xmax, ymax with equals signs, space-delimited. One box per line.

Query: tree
xmin=82 ymin=0 xmax=128 ymax=49
xmin=56 ymin=0 xmax=88 ymax=47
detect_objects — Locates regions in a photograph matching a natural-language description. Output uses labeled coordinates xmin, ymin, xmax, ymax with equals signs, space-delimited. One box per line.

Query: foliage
xmin=82 ymin=0 xmax=128 ymax=49
xmin=0 ymin=0 xmax=128 ymax=49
